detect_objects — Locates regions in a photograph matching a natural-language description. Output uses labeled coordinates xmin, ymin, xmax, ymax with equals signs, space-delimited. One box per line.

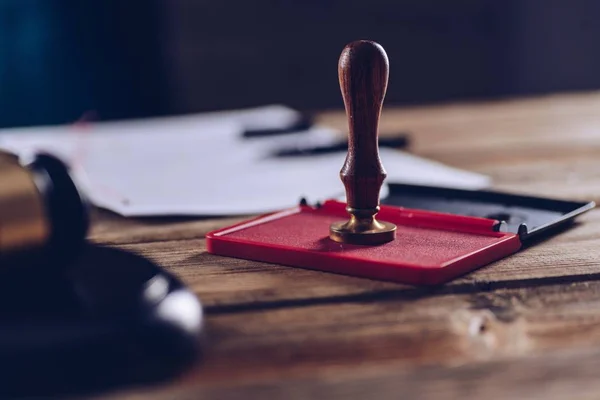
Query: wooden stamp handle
xmin=338 ymin=40 xmax=389 ymax=210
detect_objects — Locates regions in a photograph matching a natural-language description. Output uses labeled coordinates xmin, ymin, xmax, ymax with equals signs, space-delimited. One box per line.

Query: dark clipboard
xmin=381 ymin=183 xmax=595 ymax=244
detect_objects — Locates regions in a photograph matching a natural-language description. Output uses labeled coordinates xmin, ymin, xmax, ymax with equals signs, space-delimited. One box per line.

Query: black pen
xmin=272 ymin=132 xmax=410 ymax=157
xmin=242 ymin=115 xmax=314 ymax=138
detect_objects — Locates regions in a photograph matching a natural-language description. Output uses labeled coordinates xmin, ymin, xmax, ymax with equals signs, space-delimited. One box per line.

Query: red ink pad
xmin=207 ymin=200 xmax=521 ymax=285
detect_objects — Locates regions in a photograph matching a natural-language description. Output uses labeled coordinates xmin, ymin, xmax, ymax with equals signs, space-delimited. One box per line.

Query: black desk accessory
xmin=0 ymin=244 xmax=203 ymax=398
xmin=382 ymin=183 xmax=595 ymax=244
xmin=242 ymin=113 xmax=314 ymax=138
xmin=0 ymin=153 xmax=204 ymax=398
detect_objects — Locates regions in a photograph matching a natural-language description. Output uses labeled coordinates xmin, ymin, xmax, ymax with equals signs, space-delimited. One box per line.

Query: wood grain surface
xmin=96 ymin=91 xmax=600 ymax=399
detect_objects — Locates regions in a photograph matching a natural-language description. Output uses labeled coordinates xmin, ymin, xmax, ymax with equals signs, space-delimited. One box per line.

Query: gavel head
xmin=0 ymin=152 xmax=89 ymax=268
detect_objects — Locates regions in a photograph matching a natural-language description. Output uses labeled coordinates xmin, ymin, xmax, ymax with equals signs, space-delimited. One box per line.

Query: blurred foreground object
xmin=0 ymin=153 xmax=203 ymax=397
xmin=0 ymin=151 xmax=88 ymax=266
xmin=0 ymin=244 xmax=204 ymax=398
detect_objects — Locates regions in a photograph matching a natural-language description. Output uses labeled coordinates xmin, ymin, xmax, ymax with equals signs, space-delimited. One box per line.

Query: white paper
xmin=0 ymin=105 xmax=490 ymax=216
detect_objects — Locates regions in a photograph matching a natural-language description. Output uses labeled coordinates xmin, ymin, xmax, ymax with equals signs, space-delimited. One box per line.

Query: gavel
xmin=0 ymin=151 xmax=88 ymax=266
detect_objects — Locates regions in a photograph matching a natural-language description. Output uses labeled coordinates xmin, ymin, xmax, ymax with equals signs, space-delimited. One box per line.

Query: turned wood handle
xmin=338 ymin=40 xmax=389 ymax=210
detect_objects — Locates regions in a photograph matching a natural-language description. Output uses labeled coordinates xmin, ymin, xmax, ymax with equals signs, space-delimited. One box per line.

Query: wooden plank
xmin=88 ymin=209 xmax=248 ymax=245
xmin=112 ymin=348 xmax=600 ymax=400
xmin=111 ymin=208 xmax=599 ymax=309
xmin=110 ymin=280 xmax=600 ymax=399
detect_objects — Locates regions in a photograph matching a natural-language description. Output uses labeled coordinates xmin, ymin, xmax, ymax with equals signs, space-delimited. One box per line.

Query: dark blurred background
xmin=1 ymin=0 xmax=600 ymax=128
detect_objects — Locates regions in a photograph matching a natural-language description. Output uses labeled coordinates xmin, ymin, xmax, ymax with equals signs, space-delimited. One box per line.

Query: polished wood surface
xmin=95 ymin=91 xmax=600 ymax=399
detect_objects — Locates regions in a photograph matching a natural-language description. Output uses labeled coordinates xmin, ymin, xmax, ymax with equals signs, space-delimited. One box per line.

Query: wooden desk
xmin=98 ymin=92 xmax=600 ymax=399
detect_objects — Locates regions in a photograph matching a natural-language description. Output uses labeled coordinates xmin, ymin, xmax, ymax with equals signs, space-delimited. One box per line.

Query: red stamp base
xmin=206 ymin=200 xmax=521 ymax=285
